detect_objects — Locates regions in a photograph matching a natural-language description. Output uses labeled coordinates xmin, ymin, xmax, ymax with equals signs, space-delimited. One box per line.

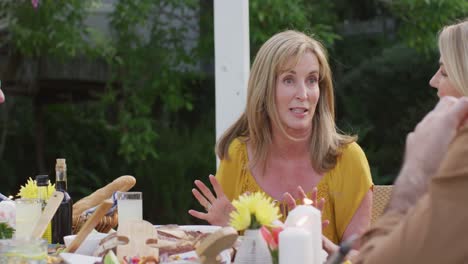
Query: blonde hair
xmin=216 ymin=30 xmax=356 ymax=173
xmin=438 ymin=19 xmax=468 ymax=95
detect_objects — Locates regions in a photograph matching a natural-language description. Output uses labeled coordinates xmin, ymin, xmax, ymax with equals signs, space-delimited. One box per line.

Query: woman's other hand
xmin=188 ymin=174 xmax=235 ymax=226
xmin=283 ymin=186 xmax=329 ymax=228
xmin=284 ymin=186 xmax=325 ymax=211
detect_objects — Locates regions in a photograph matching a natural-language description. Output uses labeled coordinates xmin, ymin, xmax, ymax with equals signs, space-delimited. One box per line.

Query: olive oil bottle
xmin=52 ymin=159 xmax=73 ymax=244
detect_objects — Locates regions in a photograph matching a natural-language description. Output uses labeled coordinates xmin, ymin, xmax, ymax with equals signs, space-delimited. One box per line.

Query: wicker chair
xmin=371 ymin=185 xmax=393 ymax=224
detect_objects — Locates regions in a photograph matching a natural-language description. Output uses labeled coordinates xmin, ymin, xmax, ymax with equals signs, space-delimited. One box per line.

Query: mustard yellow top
xmin=216 ymin=138 xmax=373 ymax=244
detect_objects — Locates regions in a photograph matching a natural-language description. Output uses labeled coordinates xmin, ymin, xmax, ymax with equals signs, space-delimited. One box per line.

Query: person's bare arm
xmin=342 ymin=189 xmax=372 ymax=245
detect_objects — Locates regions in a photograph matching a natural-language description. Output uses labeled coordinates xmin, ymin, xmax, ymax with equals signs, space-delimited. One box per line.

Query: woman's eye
xmin=307 ymin=76 xmax=318 ymax=85
xmin=283 ymin=78 xmax=294 ymax=85
xmin=439 ymin=67 xmax=448 ymax=77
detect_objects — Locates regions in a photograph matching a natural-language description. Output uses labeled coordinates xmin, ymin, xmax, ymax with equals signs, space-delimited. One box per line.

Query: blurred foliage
xmin=383 ymin=0 xmax=468 ymax=54
xmin=332 ymin=0 xmax=467 ymax=183
xmin=199 ymin=0 xmax=339 ymax=63
xmin=336 ymin=45 xmax=438 ymax=183
xmin=334 ymin=0 xmax=383 ymax=20
xmin=0 ymin=0 xmax=467 ymax=224
xmin=3 ymin=0 xmax=98 ymax=58
xmin=99 ymin=0 xmax=200 ymax=163
xmin=249 ymin=0 xmax=340 ymax=52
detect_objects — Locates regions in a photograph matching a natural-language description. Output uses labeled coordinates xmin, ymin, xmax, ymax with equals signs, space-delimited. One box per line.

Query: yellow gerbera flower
xmin=17 ymin=177 xmax=56 ymax=199
xmin=230 ymin=192 xmax=282 ymax=231
xmin=230 ymin=204 xmax=251 ymax=231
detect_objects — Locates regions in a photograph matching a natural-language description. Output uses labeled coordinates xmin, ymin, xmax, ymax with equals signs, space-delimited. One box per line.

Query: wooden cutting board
xmin=31 ymin=191 xmax=64 ymax=239
xmin=66 ymin=200 xmax=113 ymax=253
xmin=196 ymin=227 xmax=238 ymax=264
xmin=117 ymin=220 xmax=159 ymax=262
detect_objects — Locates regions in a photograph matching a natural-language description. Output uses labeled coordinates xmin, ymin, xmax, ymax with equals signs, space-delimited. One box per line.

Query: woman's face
xmin=429 ymin=58 xmax=462 ymax=98
xmin=274 ymin=51 xmax=320 ymax=137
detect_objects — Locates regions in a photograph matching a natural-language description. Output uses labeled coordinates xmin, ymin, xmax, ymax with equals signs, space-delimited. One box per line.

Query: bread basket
xmin=71 ymin=175 xmax=136 ymax=234
xmin=72 ymin=211 xmax=118 ymax=234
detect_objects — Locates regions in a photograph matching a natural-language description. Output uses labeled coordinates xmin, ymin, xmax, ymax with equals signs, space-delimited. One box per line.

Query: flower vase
xmin=234 ymin=229 xmax=272 ymax=264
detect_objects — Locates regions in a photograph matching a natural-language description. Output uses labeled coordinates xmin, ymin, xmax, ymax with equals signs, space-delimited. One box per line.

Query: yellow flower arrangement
xmin=17 ymin=177 xmax=55 ymax=199
xmin=229 ymin=192 xmax=281 ymax=231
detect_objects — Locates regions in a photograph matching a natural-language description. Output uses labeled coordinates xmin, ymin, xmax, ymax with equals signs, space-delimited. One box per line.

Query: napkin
xmin=82 ymin=192 xmax=118 ymax=217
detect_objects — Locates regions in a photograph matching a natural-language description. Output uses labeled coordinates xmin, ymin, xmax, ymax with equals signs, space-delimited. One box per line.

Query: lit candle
xmin=284 ymin=199 xmax=322 ymax=263
xmin=279 ymin=227 xmax=313 ymax=264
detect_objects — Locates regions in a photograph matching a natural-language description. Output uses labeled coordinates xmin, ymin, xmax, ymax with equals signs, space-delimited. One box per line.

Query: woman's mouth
xmin=289 ymin=107 xmax=308 ymax=117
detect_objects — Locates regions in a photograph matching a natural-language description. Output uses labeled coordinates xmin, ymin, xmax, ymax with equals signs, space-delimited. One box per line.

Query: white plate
xmin=155 ymin=225 xmax=231 ymax=264
xmin=60 ymin=252 xmax=101 ymax=264
xmin=164 ymin=250 xmax=231 ymax=264
xmin=177 ymin=225 xmax=222 ymax=233
xmin=63 ymin=232 xmax=108 ymax=256
xmin=154 ymin=225 xmax=222 ymax=233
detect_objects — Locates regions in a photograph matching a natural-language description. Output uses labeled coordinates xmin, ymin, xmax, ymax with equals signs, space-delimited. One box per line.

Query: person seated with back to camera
xmin=354 ymin=18 xmax=468 ymax=264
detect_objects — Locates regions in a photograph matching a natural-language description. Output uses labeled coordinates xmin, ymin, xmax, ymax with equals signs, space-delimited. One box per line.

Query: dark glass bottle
xmin=52 ymin=159 xmax=73 ymax=244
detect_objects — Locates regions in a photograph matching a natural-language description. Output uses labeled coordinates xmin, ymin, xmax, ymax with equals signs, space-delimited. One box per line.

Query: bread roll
xmin=73 ymin=175 xmax=136 ymax=218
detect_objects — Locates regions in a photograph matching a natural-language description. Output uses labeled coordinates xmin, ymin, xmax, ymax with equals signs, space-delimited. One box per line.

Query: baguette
xmin=72 ymin=175 xmax=136 ymax=218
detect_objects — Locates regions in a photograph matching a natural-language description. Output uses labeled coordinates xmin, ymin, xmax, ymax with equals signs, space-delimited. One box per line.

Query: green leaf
xmin=0 ymin=223 xmax=15 ymax=239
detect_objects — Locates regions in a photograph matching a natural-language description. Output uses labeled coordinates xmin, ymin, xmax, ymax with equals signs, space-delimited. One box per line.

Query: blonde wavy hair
xmin=216 ymin=30 xmax=356 ymax=173
xmin=438 ymin=19 xmax=468 ymax=95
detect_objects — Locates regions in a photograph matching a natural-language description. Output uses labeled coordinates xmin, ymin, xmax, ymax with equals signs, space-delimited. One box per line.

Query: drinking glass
xmin=0 ymin=238 xmax=47 ymax=264
xmin=14 ymin=198 xmax=42 ymax=239
xmin=116 ymin=192 xmax=143 ymax=227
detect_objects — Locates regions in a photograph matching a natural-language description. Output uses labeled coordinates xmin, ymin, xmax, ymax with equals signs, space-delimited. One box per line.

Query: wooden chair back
xmin=371 ymin=185 xmax=393 ymax=224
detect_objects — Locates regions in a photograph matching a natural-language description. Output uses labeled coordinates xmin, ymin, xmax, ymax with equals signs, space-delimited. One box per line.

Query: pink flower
xmin=260 ymin=225 xmax=283 ymax=250
xmin=261 ymin=226 xmax=283 ymax=264
xmin=31 ymin=0 xmax=39 ymax=9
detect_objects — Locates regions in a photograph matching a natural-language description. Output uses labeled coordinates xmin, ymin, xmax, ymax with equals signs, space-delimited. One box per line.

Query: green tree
xmin=385 ymin=0 xmax=468 ymax=54
xmin=249 ymin=0 xmax=339 ymax=52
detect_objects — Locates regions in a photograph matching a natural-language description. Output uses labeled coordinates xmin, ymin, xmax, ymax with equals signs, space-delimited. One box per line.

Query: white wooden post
xmin=214 ymin=0 xmax=250 ymax=166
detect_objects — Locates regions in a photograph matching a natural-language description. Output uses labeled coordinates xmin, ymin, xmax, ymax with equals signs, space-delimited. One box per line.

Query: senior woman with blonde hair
xmin=189 ymin=30 xmax=373 ymax=246
xmin=430 ymin=19 xmax=468 ymax=98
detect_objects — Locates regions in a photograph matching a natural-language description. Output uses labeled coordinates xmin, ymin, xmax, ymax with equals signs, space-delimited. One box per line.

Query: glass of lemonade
xmin=116 ymin=192 xmax=143 ymax=227
xmin=0 ymin=238 xmax=47 ymax=264
xmin=14 ymin=198 xmax=42 ymax=239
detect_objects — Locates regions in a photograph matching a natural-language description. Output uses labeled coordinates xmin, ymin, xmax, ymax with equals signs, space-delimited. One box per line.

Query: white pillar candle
xmin=284 ymin=205 xmax=322 ymax=263
xmin=279 ymin=227 xmax=313 ymax=264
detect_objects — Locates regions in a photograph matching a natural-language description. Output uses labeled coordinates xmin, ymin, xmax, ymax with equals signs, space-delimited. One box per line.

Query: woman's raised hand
xmin=283 ymin=186 xmax=329 ymax=228
xmin=188 ymin=174 xmax=235 ymax=226
xmin=283 ymin=186 xmax=325 ymax=211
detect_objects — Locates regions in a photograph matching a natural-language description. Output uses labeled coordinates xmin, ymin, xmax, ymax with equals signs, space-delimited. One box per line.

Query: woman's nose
xmin=429 ymin=73 xmax=438 ymax=89
xmin=295 ymin=83 xmax=307 ymax=99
